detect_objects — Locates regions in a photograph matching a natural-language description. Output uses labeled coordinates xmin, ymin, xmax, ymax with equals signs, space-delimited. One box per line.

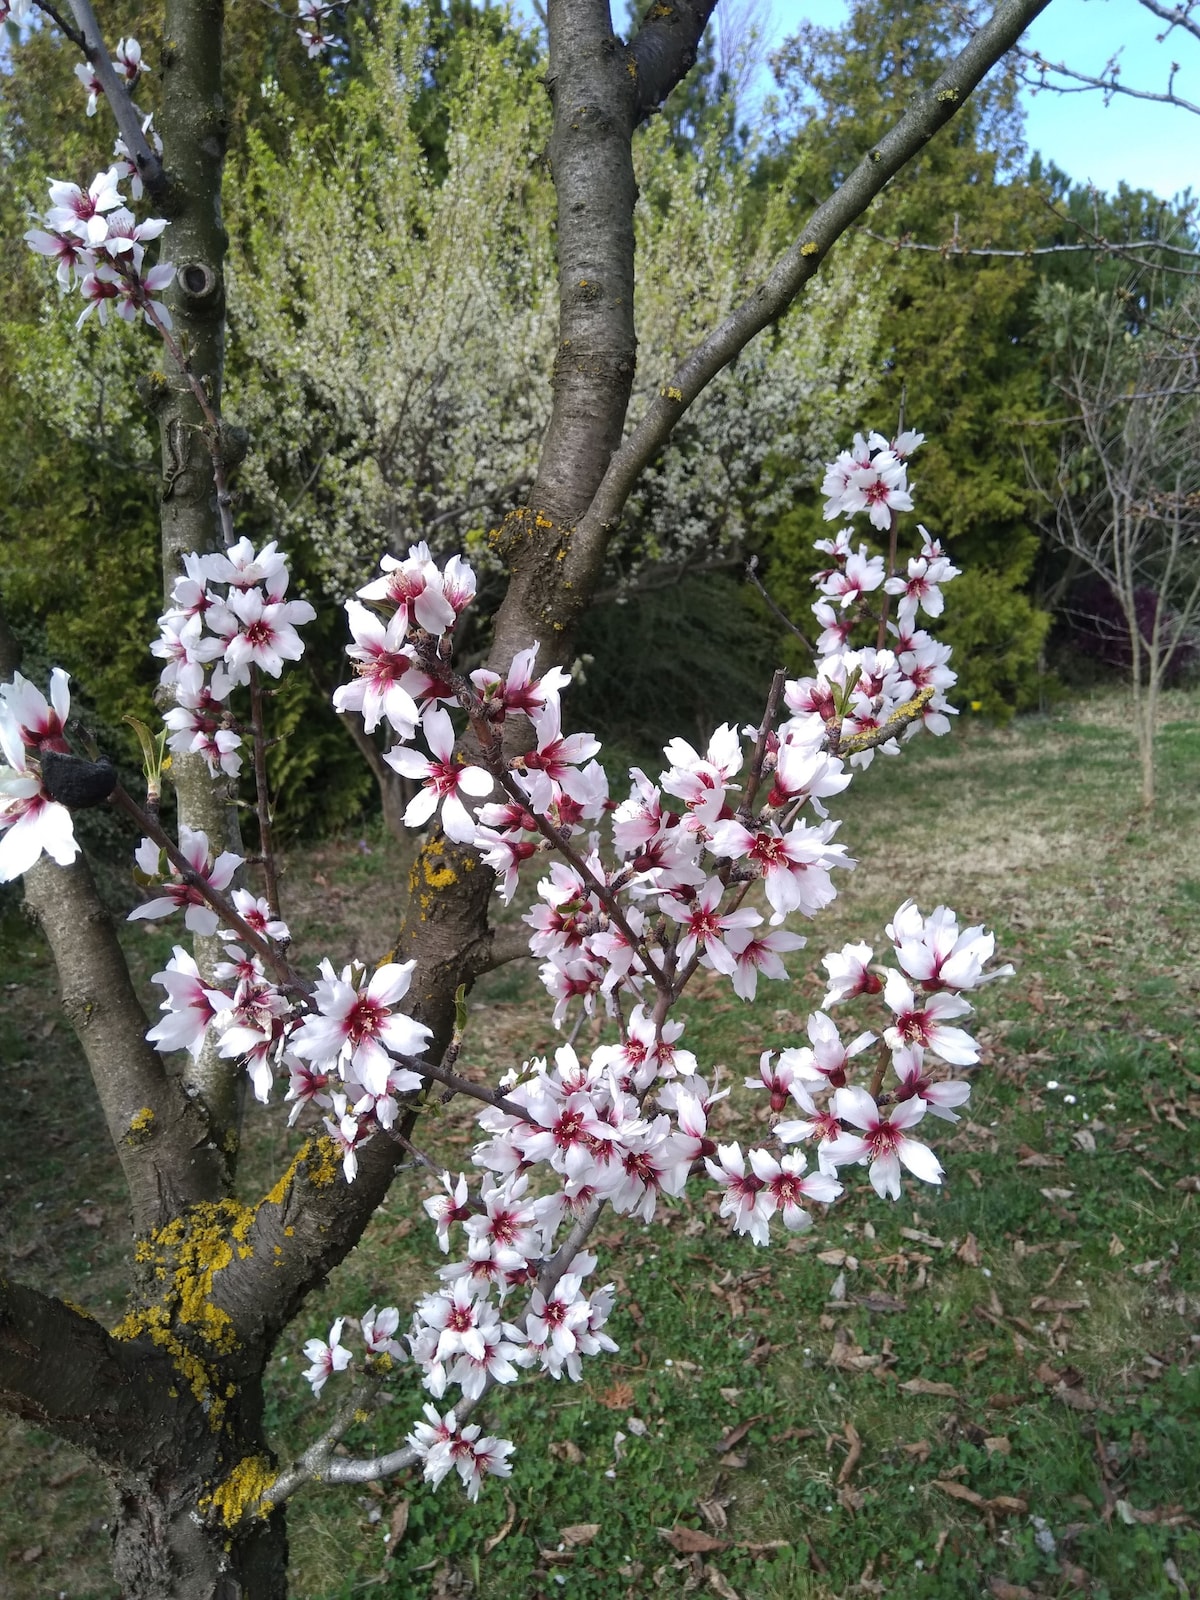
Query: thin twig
xmin=745 ymin=557 xmax=817 ymax=652
xmin=248 ymin=666 xmax=281 ymax=919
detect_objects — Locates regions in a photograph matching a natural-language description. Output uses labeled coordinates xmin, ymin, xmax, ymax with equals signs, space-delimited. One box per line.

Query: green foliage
xmin=569 ymin=573 xmax=781 ymax=774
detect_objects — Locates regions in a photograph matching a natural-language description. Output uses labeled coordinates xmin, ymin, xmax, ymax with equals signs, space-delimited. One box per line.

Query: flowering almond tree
xmin=0 ymin=0 xmax=1047 ymax=1594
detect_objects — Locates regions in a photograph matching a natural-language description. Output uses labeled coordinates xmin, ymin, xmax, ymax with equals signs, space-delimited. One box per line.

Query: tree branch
xmin=0 ymin=1275 xmax=204 ymax=1468
xmin=562 ymin=0 xmax=1056 ymax=601
xmin=628 ymin=0 xmax=719 ymax=122
xmin=53 ymin=0 xmax=166 ymax=197
xmin=21 ymin=854 xmax=230 ymax=1231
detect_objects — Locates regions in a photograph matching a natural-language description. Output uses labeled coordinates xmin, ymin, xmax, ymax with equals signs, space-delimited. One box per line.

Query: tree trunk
xmin=110 ymin=1475 xmax=287 ymax=1600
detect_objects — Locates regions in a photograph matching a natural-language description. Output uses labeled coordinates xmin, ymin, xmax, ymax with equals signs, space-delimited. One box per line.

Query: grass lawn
xmin=1 ymin=688 xmax=1198 ymax=1600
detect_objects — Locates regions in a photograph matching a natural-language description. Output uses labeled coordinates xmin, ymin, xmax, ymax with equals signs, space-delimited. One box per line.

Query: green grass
xmin=2 ymin=689 xmax=1200 ymax=1598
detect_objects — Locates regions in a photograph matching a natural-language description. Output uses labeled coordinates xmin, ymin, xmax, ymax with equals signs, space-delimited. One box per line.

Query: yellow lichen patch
xmin=125 ymin=1107 xmax=155 ymax=1143
xmin=419 ymin=838 xmax=458 ymax=891
xmin=111 ymin=1303 xmax=228 ymax=1430
xmin=259 ymin=1134 xmax=342 ymax=1222
xmin=659 ymin=385 xmax=683 ymax=401
xmin=202 ymin=1454 xmax=276 ymax=1528
xmin=801 ymin=241 xmax=820 ymax=257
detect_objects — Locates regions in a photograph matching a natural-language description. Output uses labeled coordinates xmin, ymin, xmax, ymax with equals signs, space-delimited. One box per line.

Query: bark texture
xmin=155 ymin=0 xmax=247 ymax=1155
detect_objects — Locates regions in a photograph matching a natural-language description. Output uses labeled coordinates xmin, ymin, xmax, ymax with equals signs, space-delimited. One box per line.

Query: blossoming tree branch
xmin=0 ymin=0 xmax=1048 ymax=1594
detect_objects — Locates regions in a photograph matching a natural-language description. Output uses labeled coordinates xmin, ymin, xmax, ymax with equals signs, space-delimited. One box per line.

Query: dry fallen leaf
xmin=1055 ymin=1387 xmax=1100 ymax=1412
xmin=657 ymin=1526 xmax=728 ymax=1554
xmin=696 ymin=1497 xmax=729 ymax=1533
xmin=934 ymin=1481 xmax=1026 ymax=1515
xmin=716 ymin=1414 xmax=768 ymax=1454
xmin=549 ymin=1439 xmax=584 ymax=1465
xmin=597 ymin=1381 xmax=634 ymax=1411
xmin=75 ymin=1205 xmax=105 ymax=1228
xmin=836 ymin=1420 xmax=863 ymax=1486
xmin=705 ymin=1566 xmax=742 ymax=1600
xmin=386 ymin=1499 xmax=410 ymax=1550
xmin=559 ymin=1523 xmax=600 ymax=1548
xmin=986 ymin=1581 xmax=1034 ymax=1600
xmin=956 ymin=1233 xmax=982 ymax=1266
xmin=899 ymin=1377 xmax=959 ymax=1399
xmin=983 ymin=1436 xmax=1012 ymax=1456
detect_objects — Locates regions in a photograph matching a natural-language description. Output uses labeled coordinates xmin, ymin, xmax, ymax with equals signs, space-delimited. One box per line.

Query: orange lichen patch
xmin=201 ymin=1453 xmax=276 ymax=1527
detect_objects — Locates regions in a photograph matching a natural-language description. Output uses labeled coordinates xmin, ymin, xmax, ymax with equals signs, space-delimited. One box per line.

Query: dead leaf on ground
xmin=482 ymin=1496 xmax=515 ymax=1554
xmin=900 ymin=1226 xmax=945 ymax=1248
xmin=19 ymin=1546 xmax=43 ymax=1564
xmin=559 ymin=1523 xmax=600 ymax=1548
xmin=836 ymin=1420 xmax=863 ymax=1486
xmin=934 ymin=1481 xmax=1027 ymax=1515
xmin=984 ymin=1436 xmax=1012 ymax=1456
xmin=75 ymin=1205 xmax=105 ymax=1228
xmin=696 ymin=1497 xmax=729 ymax=1532
xmin=657 ymin=1526 xmax=728 ymax=1554
xmin=956 ymin=1233 xmax=982 ymax=1266
xmin=899 ymin=1377 xmax=959 ymax=1398
xmin=901 ymin=1440 xmax=931 ymax=1462
xmin=1056 ymin=1386 xmax=1101 ymax=1412
xmin=549 ymin=1439 xmax=584 ymax=1465
xmin=1017 ymin=1145 xmax=1062 ymax=1168
xmin=386 ymin=1500 xmax=410 ymax=1550
xmin=705 ymin=1566 xmax=742 ymax=1600
xmin=1174 ymin=1175 xmax=1200 ymax=1193
xmin=987 ymin=1581 xmax=1034 ymax=1600
xmin=597 ymin=1381 xmax=634 ymax=1410
xmin=853 ymin=1292 xmax=907 ymax=1313
xmin=716 ymin=1414 xmax=768 ymax=1454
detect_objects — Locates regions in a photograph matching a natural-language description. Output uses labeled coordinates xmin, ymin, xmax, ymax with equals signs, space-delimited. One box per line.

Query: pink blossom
xmin=384 ymin=707 xmax=494 ymax=842
xmin=710 ymin=816 xmax=850 ymax=923
xmin=128 ymin=827 xmax=242 ymax=936
xmin=825 ymin=1087 xmax=943 ymax=1200
xmin=360 ymin=1305 xmax=406 ymax=1362
xmin=725 ymin=926 xmax=806 ymax=1001
xmin=301 ymin=1316 xmax=353 ymax=1394
xmin=332 ymin=600 xmax=419 ymax=736
xmin=357 ymin=543 xmax=457 ymax=635
xmin=821 ymin=940 xmax=881 ymax=1007
xmin=660 ymin=876 xmax=761 ymax=976
xmin=291 ymin=959 xmax=431 ymax=1096
xmin=217 ymin=586 xmax=315 ymax=683
xmin=882 ymin=970 xmax=979 ymax=1066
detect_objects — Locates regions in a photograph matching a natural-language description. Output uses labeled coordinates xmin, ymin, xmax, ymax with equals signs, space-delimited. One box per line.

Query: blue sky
xmin=739 ymin=0 xmax=1198 ymax=201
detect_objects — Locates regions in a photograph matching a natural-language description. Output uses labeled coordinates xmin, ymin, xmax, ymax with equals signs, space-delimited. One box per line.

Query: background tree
xmin=1026 ymin=278 xmax=1200 ymax=807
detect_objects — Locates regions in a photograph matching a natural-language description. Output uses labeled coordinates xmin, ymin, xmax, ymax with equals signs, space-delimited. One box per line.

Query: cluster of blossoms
xmin=296 ymin=0 xmax=339 ymax=56
xmin=150 ymin=538 xmax=316 ymax=779
xmin=24 ymin=157 xmax=173 ymax=332
xmin=75 ymin=36 xmax=142 ymax=117
xmin=2 ymin=428 xmax=1009 ymax=1500
xmin=808 ymin=430 xmax=960 ymax=763
xmin=22 ymin=34 xmax=173 ymax=332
